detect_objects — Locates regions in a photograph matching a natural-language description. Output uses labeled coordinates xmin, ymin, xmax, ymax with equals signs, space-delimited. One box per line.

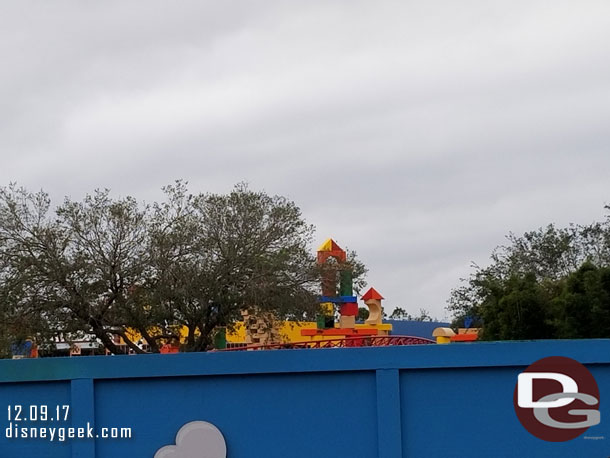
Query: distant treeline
xmin=448 ymin=206 xmax=610 ymax=340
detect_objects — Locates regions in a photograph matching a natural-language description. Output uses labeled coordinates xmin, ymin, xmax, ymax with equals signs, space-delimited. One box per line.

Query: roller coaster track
xmin=219 ymin=335 xmax=435 ymax=351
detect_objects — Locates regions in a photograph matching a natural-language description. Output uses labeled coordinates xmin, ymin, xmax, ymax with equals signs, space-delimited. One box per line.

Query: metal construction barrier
xmin=1 ymin=339 xmax=609 ymax=457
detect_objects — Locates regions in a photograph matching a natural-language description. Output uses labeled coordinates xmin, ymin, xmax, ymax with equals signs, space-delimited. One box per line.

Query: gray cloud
xmin=1 ymin=0 xmax=610 ymax=318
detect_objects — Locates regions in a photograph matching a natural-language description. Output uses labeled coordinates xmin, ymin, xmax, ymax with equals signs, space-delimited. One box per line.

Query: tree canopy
xmin=0 ymin=182 xmax=362 ymax=354
xmin=387 ymin=307 xmax=437 ymax=321
xmin=448 ymin=206 xmax=610 ymax=340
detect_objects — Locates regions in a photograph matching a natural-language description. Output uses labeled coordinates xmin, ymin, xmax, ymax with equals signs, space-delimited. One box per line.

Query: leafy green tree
xmin=388 ymin=307 xmax=409 ymax=320
xmin=388 ymin=307 xmax=436 ymax=321
xmin=357 ymin=307 xmax=369 ymax=321
xmin=448 ymin=206 xmax=610 ymax=339
xmin=0 ymin=182 xmax=337 ymax=355
xmin=0 ymin=184 xmax=152 ymax=354
xmin=148 ymin=182 xmax=321 ymax=351
xmin=552 ymin=263 xmax=610 ymax=339
xmin=479 ymin=273 xmax=554 ymax=340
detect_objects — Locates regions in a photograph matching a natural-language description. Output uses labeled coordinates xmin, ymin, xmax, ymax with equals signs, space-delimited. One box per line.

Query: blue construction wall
xmin=386 ymin=319 xmax=451 ymax=339
xmin=1 ymin=340 xmax=609 ymax=457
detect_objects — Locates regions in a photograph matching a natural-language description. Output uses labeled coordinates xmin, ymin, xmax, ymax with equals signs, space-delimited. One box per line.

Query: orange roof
xmin=450 ymin=334 xmax=478 ymax=342
xmin=362 ymin=287 xmax=384 ymax=301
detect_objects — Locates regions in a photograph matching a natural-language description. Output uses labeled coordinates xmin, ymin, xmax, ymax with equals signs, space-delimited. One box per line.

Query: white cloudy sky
xmin=2 ymin=1 xmax=609 ymax=319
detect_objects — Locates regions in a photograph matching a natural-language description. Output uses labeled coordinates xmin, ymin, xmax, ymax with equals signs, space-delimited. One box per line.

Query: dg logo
xmin=513 ymin=356 xmax=601 ymax=441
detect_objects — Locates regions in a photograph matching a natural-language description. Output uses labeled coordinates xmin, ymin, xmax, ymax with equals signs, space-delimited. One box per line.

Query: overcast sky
xmin=2 ymin=1 xmax=609 ymax=319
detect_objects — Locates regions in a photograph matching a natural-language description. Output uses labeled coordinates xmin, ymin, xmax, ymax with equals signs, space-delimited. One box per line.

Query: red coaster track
xmin=219 ymin=335 xmax=435 ymax=351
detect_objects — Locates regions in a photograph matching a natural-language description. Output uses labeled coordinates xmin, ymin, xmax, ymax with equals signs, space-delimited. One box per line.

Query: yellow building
xmin=226 ymin=319 xmax=392 ymax=347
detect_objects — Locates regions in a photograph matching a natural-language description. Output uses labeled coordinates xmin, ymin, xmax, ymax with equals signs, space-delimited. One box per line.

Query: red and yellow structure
xmin=299 ymin=238 xmax=392 ymax=341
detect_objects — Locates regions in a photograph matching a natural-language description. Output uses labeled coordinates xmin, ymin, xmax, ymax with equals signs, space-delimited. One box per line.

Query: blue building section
xmin=386 ymin=319 xmax=451 ymax=339
xmin=1 ymin=340 xmax=609 ymax=457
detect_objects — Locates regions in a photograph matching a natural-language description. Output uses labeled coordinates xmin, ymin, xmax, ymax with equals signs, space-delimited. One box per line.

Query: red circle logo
xmin=513 ymin=356 xmax=600 ymax=441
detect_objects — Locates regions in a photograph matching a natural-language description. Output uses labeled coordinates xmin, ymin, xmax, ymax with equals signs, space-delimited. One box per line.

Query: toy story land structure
xmin=222 ymin=238 xmax=436 ymax=350
xmin=10 ymin=237 xmax=476 ymax=358
xmin=432 ymin=327 xmax=480 ymax=344
xmin=300 ymin=238 xmax=393 ymax=339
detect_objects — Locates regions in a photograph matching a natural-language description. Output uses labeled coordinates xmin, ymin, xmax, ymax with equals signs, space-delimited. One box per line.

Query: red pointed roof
xmin=362 ymin=287 xmax=384 ymax=301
